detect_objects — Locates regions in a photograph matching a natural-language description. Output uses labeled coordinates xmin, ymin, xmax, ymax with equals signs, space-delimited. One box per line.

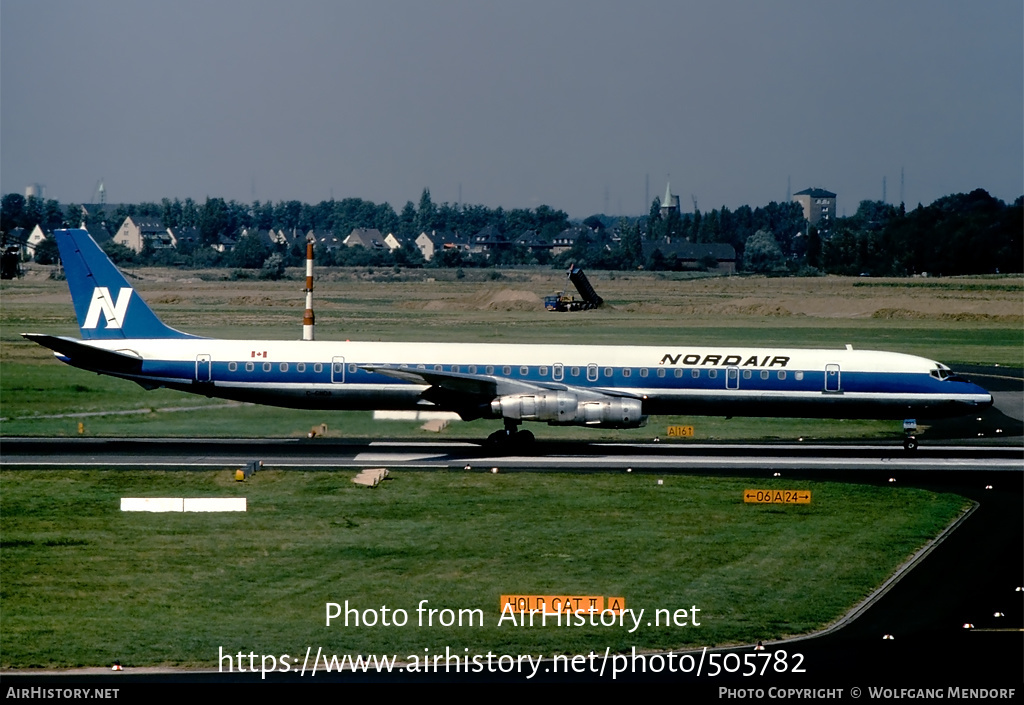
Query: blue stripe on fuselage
xmin=137 ymin=359 xmax=968 ymax=397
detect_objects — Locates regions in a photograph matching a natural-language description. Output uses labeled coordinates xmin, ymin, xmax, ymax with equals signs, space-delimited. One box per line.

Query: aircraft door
xmin=195 ymin=354 xmax=211 ymax=382
xmin=331 ymin=356 xmax=345 ymax=383
xmin=825 ymin=364 xmax=841 ymax=392
xmin=726 ymin=366 xmax=739 ymax=390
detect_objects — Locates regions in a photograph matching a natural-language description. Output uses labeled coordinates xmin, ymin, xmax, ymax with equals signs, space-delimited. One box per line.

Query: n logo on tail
xmin=83 ymin=287 xmax=133 ymax=329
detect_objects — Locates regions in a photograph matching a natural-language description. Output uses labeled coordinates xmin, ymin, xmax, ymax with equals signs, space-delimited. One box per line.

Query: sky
xmin=2 ymin=0 xmax=1021 ymax=218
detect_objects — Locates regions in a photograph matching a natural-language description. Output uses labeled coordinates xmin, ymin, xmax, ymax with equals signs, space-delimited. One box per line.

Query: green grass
xmin=0 ymin=469 xmax=968 ymax=668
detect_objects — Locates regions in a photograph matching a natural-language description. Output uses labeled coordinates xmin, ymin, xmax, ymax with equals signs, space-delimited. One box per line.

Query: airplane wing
xmin=360 ymin=364 xmax=552 ymax=397
xmin=360 ymin=364 xmax=642 ymax=420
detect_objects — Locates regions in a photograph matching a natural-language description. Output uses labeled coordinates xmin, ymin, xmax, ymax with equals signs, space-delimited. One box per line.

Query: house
xmin=26 ymin=224 xmax=49 ymax=253
xmin=468 ymin=225 xmax=505 ymax=255
xmin=211 ymin=233 xmax=237 ymax=253
xmin=642 ymin=238 xmax=737 ymax=273
xmin=383 ymin=232 xmax=406 ymax=252
xmin=414 ymin=230 xmax=467 ymax=261
xmin=343 ymin=227 xmax=386 ymax=250
xmin=551 ymin=225 xmax=591 ymax=255
xmin=239 ymin=228 xmax=287 ymax=249
xmin=167 ymin=226 xmax=201 ymax=250
xmin=114 ymin=216 xmax=173 ymax=252
xmin=513 ymin=229 xmax=552 ymax=255
xmin=308 ymin=229 xmax=342 ymax=252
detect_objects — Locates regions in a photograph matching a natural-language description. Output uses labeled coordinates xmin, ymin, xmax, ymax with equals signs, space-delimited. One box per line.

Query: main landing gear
xmin=902 ymin=418 xmax=918 ymax=451
xmin=486 ymin=418 xmax=535 ymax=447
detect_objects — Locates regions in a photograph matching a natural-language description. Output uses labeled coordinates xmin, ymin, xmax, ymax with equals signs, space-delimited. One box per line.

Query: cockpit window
xmin=930 ymin=368 xmax=950 ymax=381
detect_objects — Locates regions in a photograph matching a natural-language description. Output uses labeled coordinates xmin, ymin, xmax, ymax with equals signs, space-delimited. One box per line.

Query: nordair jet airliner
xmin=24 ymin=229 xmax=992 ymax=448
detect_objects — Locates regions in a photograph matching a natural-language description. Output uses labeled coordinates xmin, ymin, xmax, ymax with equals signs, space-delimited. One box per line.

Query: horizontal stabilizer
xmin=22 ymin=334 xmax=144 ymax=374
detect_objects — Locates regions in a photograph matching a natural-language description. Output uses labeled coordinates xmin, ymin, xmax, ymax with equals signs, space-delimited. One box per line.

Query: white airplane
xmin=24 ymin=229 xmax=992 ymax=448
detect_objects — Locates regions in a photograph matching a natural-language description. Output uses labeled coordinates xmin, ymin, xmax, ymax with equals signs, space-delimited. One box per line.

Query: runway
xmin=2 ymin=437 xmax=1020 ymax=478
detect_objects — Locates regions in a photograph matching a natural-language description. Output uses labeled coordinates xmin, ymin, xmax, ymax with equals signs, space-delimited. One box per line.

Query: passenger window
xmin=795 ymin=371 xmax=803 ymax=381
xmin=657 ymin=368 xmax=665 ymax=378
xmin=520 ymin=366 xmax=529 ymax=376
xmin=709 ymin=369 xmax=717 ymax=379
xmin=263 ymin=362 xmax=272 ymax=372
xmin=502 ymin=366 xmax=511 ymax=375
xmin=640 ymin=368 xmax=648 ymax=378
xmin=468 ymin=365 xmax=477 ymax=374
xmin=778 ymin=371 xmax=786 ymax=380
xmin=691 ymin=369 xmax=699 ymax=378
xmin=675 ymin=369 xmax=684 ymax=378
xmin=245 ymin=362 xmax=254 ymax=372
xmin=570 ymin=367 xmax=580 ymax=377
xmin=228 ymin=362 xmax=237 ymax=372
xmin=314 ymin=363 xmax=323 ymax=373
xmin=623 ymin=369 xmax=632 ymax=378
xmin=297 ymin=363 xmax=306 ymax=372
xmin=280 ymin=363 xmax=289 ymax=372
xmin=604 ymin=367 xmax=613 ymax=377
xmin=486 ymin=366 xmax=494 ymax=375
xmin=760 ymin=370 xmax=769 ymax=380
xmin=742 ymin=370 xmax=751 ymax=379
xmin=539 ymin=366 xmax=548 ymax=376
xmin=349 ymin=364 xmax=357 ymax=373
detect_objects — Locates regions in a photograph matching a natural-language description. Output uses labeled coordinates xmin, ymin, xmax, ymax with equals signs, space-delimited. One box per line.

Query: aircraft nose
xmin=969 ymin=383 xmax=994 ymax=408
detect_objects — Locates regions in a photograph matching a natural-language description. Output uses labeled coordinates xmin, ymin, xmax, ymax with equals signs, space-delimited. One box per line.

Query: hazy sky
xmin=2 ymin=0 xmax=1021 ymax=218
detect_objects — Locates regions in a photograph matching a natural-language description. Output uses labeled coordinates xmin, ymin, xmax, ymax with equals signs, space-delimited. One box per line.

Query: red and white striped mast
xmin=302 ymin=235 xmax=315 ymax=341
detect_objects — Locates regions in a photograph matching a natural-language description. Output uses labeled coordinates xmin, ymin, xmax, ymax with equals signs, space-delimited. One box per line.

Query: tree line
xmin=1 ymin=187 xmax=1020 ymax=276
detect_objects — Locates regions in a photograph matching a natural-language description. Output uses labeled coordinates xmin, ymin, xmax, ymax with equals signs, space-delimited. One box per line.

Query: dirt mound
xmin=715 ymin=303 xmax=794 ymax=317
xmin=481 ymin=289 xmax=542 ymax=310
xmin=872 ymin=308 xmax=1023 ymax=323
xmin=395 ymin=288 xmax=542 ymax=312
xmin=622 ymin=303 xmax=691 ymax=315
xmin=230 ymin=296 xmax=279 ymax=307
xmin=421 ymin=299 xmax=454 ymax=311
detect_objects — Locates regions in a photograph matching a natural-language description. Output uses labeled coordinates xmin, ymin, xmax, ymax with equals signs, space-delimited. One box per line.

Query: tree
xmin=230 ymin=233 xmax=270 ymax=268
xmin=260 ymin=253 xmax=285 ymax=280
xmin=101 ymin=240 xmax=136 ymax=265
xmin=417 ymin=188 xmax=436 ymax=232
xmin=742 ymin=230 xmax=785 ymax=273
xmin=1 ymin=193 xmax=26 ymax=232
xmin=199 ymin=198 xmax=229 ymax=245
xmin=805 ymin=226 xmax=822 ymax=269
xmin=34 ymin=236 xmax=60 ymax=264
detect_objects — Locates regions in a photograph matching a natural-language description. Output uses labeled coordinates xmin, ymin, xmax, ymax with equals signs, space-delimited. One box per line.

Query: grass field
xmin=0 ymin=469 xmax=969 ymax=668
xmin=1 ymin=266 xmax=1020 ymax=440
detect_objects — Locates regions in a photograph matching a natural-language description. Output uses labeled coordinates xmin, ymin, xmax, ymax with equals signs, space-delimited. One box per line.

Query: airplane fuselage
xmin=26 ymin=229 xmax=993 ymax=438
xmin=51 ymin=337 xmax=991 ymax=423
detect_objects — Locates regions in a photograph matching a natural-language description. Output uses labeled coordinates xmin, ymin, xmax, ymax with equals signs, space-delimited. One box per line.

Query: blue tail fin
xmin=56 ymin=229 xmax=198 ymax=340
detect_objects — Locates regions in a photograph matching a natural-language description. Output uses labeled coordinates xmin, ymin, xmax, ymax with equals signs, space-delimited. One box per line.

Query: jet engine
xmin=490 ymin=392 xmax=646 ymax=428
